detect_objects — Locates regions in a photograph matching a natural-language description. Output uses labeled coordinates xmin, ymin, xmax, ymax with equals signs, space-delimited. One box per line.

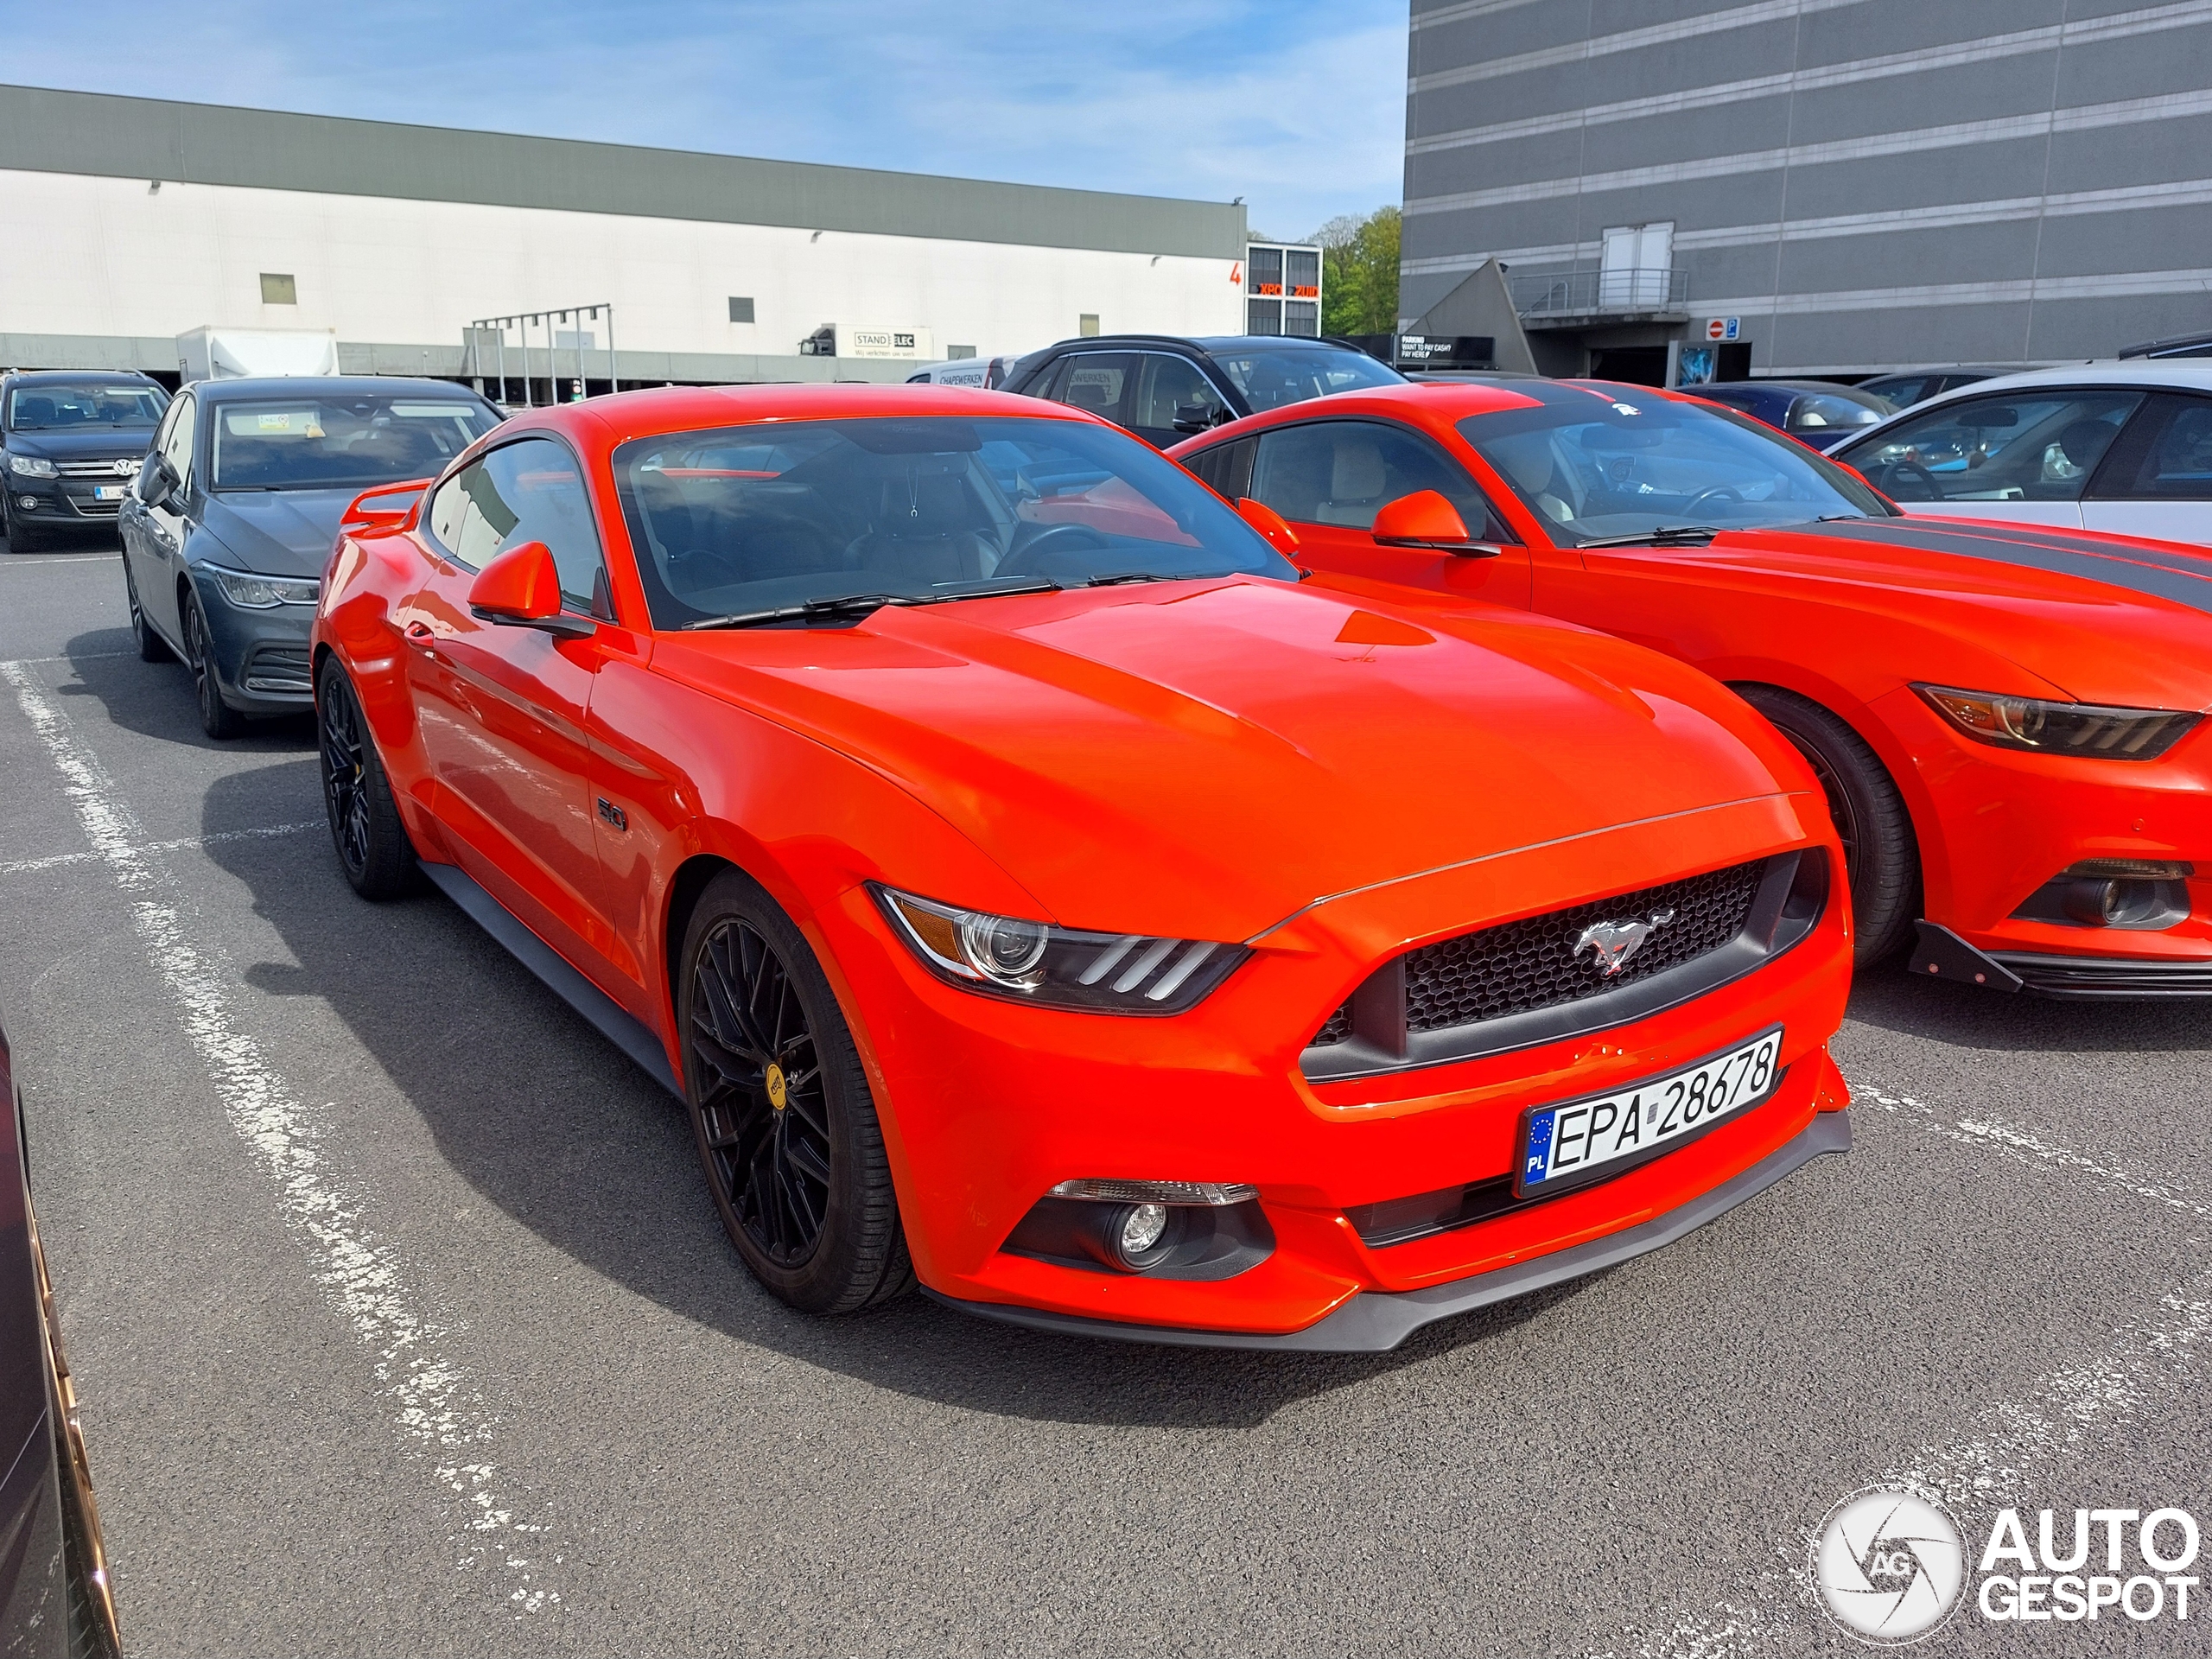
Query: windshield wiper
xmin=1573 ymin=524 xmax=1726 ymax=548
xmin=1083 ymin=571 xmax=1176 ymax=587
xmin=683 ymin=578 xmax=1063 ymax=631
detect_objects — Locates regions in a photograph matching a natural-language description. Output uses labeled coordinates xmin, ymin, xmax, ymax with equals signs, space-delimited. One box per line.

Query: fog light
xmin=1119 ymin=1202 xmax=1167 ymax=1255
xmin=1097 ymin=1200 xmax=1179 ymax=1271
xmin=16 ymin=496 xmax=35 ymax=512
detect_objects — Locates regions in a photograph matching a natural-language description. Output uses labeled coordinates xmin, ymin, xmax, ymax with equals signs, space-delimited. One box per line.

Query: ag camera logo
xmin=1811 ymin=1488 xmax=1967 ymax=1644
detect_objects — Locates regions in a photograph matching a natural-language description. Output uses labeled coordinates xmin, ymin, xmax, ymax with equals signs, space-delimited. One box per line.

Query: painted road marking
xmin=0 ymin=658 xmax=563 ymax=1618
xmin=0 ymin=820 xmax=321 ymax=877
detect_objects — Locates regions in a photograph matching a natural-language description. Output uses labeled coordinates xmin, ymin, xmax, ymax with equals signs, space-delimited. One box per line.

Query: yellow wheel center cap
xmin=764 ymin=1064 xmax=788 ymax=1111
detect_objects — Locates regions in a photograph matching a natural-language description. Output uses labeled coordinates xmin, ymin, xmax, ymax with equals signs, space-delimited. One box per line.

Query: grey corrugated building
xmin=1399 ymin=0 xmax=2212 ymax=382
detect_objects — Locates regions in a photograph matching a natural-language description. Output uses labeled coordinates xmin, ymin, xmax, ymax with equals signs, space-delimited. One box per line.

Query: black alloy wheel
xmin=124 ymin=559 xmax=170 ymax=662
xmin=680 ymin=870 xmax=912 ymax=1313
xmin=316 ymin=664 xmax=420 ymax=899
xmin=181 ymin=588 xmax=245 ymax=739
xmin=1734 ymin=683 xmax=1920 ymax=965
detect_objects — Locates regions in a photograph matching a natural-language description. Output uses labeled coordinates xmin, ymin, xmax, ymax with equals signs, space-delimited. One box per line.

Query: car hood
xmin=199 ymin=489 xmax=357 ymax=576
xmin=658 ymin=578 xmax=1798 ymax=943
xmin=4 ymin=429 xmax=158 ymax=464
xmin=1671 ymin=517 xmax=2212 ymax=710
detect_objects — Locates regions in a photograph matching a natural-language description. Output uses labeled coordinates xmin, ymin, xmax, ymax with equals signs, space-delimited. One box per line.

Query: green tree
xmin=1312 ymin=206 xmax=1402 ymax=337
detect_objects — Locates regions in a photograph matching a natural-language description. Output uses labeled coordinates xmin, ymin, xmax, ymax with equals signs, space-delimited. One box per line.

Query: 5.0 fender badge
xmin=1573 ymin=907 xmax=1676 ymax=976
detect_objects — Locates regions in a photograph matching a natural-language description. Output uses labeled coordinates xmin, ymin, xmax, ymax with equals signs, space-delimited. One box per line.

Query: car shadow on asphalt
xmin=198 ymin=757 xmax=1592 ymax=1427
xmin=55 ymin=626 xmax=316 ymax=754
xmin=1845 ymin=959 xmax=2212 ymax=1054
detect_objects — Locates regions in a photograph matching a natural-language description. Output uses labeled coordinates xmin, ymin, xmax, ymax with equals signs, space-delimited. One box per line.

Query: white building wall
xmin=0 ymin=168 xmax=1247 ymax=365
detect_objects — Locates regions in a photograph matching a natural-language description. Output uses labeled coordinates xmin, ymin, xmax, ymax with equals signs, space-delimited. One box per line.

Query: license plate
xmin=1516 ymin=1027 xmax=1783 ymax=1198
xmin=92 ymin=485 xmax=127 ymax=501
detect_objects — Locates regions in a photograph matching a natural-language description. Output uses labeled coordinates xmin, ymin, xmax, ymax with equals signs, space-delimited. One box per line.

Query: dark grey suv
xmin=1 ymin=371 xmax=170 ymax=552
xmin=120 ymin=376 xmax=502 ymax=737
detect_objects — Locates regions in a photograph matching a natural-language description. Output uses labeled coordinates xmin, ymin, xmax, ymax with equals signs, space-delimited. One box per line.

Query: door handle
xmin=404 ymin=620 xmax=435 ymax=645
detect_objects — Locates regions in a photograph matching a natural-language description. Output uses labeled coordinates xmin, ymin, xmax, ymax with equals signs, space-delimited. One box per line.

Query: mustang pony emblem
xmin=1573 ymin=908 xmax=1677 ymax=976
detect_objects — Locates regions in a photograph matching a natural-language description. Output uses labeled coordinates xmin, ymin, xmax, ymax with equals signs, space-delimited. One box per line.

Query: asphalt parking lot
xmin=3 ymin=534 xmax=2208 ymax=1656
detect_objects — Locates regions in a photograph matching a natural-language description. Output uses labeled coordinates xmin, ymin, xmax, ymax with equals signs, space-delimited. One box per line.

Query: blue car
xmin=120 ymin=377 xmax=503 ymax=737
xmin=1684 ymin=379 xmax=1893 ymax=451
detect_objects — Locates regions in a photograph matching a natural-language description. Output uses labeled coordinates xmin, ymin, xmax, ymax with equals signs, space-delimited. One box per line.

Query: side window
xmin=426 ymin=436 xmax=607 ymax=613
xmin=160 ymin=394 xmax=197 ymax=488
xmin=1128 ymin=354 xmax=1229 ymax=435
xmin=1845 ymin=390 xmax=2144 ymax=504
xmin=1785 ymin=392 xmax=1884 ymax=438
xmin=1182 ymin=437 xmax=1255 ymax=502
xmin=1249 ymin=419 xmax=1511 ymax=537
xmin=1047 ymin=353 xmax=1136 ymax=426
xmin=2092 ymin=394 xmax=2212 ymax=500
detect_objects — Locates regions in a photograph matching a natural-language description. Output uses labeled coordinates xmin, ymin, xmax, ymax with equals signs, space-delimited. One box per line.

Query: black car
xmin=1002 ymin=334 xmax=1404 ymax=448
xmin=1854 ymin=367 xmax=2009 ymax=409
xmin=1 ymin=371 xmax=171 ymax=553
xmin=1683 ymin=378 xmax=1894 ymax=451
xmin=0 ymin=1015 xmax=121 ymax=1659
xmin=120 ymin=376 xmax=504 ymax=738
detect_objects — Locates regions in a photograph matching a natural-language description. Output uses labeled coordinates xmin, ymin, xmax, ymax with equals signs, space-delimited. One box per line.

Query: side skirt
xmin=419 ymin=861 xmax=682 ymax=1098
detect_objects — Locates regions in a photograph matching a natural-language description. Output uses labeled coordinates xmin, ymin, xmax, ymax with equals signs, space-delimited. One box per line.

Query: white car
xmin=1831 ymin=361 xmax=2212 ymax=545
xmin=904 ymin=353 xmax=1027 ymax=390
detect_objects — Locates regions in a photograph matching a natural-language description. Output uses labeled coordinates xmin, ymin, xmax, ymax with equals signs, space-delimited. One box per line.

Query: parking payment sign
xmin=1707 ymin=317 xmax=1741 ymax=341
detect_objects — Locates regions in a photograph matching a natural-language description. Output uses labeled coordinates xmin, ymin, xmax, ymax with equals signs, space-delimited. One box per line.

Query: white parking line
xmin=0 ymin=554 xmax=123 ymax=566
xmin=0 ymin=820 xmax=321 ymax=877
xmin=1593 ymin=1080 xmax=2212 ymax=1657
xmin=0 ymin=652 xmax=133 ymax=668
xmin=0 ymin=659 xmax=563 ymax=1618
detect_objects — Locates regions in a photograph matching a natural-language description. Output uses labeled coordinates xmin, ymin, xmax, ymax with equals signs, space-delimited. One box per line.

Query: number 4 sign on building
xmin=1707 ymin=316 xmax=1741 ymax=341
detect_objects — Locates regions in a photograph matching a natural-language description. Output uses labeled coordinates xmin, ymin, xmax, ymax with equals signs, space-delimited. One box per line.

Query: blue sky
xmin=0 ymin=0 xmax=1408 ymax=238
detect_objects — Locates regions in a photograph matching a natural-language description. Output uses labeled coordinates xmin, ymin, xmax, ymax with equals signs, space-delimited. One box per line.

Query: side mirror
xmin=1172 ymin=403 xmax=1227 ymax=435
xmin=340 ymin=478 xmax=431 ymax=534
xmin=467 ymin=541 xmax=594 ymax=637
xmin=1235 ymin=496 xmax=1300 ymax=555
xmin=135 ymin=454 xmax=177 ymax=507
xmin=1370 ymin=489 xmax=1502 ymax=556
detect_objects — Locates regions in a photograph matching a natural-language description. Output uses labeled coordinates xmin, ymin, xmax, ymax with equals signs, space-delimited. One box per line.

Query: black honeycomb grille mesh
xmin=1313 ymin=1002 xmax=1353 ymax=1046
xmin=1402 ymin=860 xmax=1766 ymax=1033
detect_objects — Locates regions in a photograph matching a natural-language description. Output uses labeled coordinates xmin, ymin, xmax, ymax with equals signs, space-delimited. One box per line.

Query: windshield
xmin=1208 ymin=347 xmax=1402 ymax=412
xmin=1834 ymin=390 xmax=2145 ymax=505
xmin=612 ymin=415 xmax=1298 ymax=627
xmin=8 ymin=383 xmax=167 ymax=430
xmin=1458 ymin=389 xmax=1891 ymax=544
xmin=209 ymin=396 xmax=499 ymax=491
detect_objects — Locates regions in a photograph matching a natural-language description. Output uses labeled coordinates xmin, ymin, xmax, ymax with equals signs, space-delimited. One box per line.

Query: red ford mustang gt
xmin=1171 ymin=380 xmax=2212 ymax=997
xmin=312 ymin=385 xmax=1849 ymax=1350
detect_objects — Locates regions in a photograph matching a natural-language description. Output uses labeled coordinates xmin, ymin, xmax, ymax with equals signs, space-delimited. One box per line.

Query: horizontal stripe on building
xmin=1403 ymin=87 xmax=2212 ymax=216
xmin=1686 ymin=267 xmax=2212 ymax=319
xmin=1409 ymin=0 xmax=1870 ymax=89
xmin=1398 ymin=176 xmax=2212 ymax=277
xmin=1406 ymin=0 xmax=2212 ymax=156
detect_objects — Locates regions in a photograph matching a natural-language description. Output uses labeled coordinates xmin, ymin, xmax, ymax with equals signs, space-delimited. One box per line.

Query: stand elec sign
xmin=1707 ymin=317 xmax=1742 ymax=341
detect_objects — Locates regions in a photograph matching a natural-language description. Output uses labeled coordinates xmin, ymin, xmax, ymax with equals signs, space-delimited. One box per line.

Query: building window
xmin=260 ymin=273 xmax=297 ymax=305
xmin=946 ymin=345 xmax=977 ymax=359
xmin=728 ymin=296 xmax=754 ymax=323
xmin=1079 ymin=314 xmax=1101 ymax=337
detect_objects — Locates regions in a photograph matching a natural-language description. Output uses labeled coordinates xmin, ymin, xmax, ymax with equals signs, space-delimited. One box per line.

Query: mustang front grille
xmin=1304 ymin=850 xmax=1827 ymax=1081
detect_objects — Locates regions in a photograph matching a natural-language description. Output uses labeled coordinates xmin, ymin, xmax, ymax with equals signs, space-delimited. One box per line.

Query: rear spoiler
xmin=340 ymin=478 xmax=432 ymax=534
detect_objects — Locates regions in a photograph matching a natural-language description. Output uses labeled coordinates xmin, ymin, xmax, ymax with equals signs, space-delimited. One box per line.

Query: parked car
xmin=2120 ymin=330 xmax=2212 ymax=360
xmin=1004 ymin=334 xmax=1404 ymax=448
xmin=1854 ymin=368 xmax=2007 ymax=409
xmin=1169 ymin=379 xmax=2212 ymax=996
xmin=904 ymin=354 xmax=1028 ymax=390
xmin=1684 ymin=379 xmax=1893 ymax=449
xmin=1 ymin=371 xmax=169 ymax=552
xmin=1 ymin=1014 xmax=122 ymax=1659
xmin=1831 ymin=361 xmax=2212 ymax=544
xmin=311 ymin=383 xmax=1850 ymax=1351
xmin=120 ymin=376 xmax=503 ymax=737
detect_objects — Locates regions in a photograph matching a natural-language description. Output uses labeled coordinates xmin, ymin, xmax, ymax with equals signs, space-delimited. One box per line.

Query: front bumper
xmin=188 ymin=567 xmax=315 ymax=710
xmin=1912 ymin=920 xmax=2212 ymax=997
xmin=826 ymin=790 xmax=1853 ymax=1342
xmin=9 ymin=471 xmax=138 ymax=521
xmin=929 ymin=1106 xmax=1851 ymax=1351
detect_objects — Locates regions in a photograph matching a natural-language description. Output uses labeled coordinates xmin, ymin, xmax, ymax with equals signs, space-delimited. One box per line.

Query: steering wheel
xmin=1873 ymin=461 xmax=1942 ymax=502
xmin=1681 ymin=485 xmax=1744 ymax=517
xmin=995 ymin=521 xmax=1110 ymax=578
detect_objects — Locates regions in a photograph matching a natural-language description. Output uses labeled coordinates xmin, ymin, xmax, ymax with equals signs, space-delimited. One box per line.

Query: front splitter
xmin=925 ymin=1108 xmax=1851 ymax=1353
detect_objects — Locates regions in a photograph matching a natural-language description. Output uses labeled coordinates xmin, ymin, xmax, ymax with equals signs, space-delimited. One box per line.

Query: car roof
xmin=526 ymin=381 xmax=1114 ymax=447
xmin=1032 ymin=334 xmax=1371 ymax=357
xmin=3 ymin=368 xmax=162 ymax=385
xmin=190 ymin=375 xmax=491 ymax=402
xmin=1836 ymin=359 xmax=2212 ymax=448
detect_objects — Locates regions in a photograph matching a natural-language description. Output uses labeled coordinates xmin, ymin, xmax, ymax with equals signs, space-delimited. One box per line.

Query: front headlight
xmin=873 ymin=885 xmax=1248 ymax=1014
xmin=1914 ymin=683 xmax=2202 ymax=760
xmin=207 ymin=565 xmax=321 ymax=609
xmin=7 ymin=453 xmax=56 ymax=479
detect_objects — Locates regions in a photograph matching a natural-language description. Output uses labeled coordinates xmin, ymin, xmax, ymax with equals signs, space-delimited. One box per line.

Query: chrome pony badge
xmin=1573 ymin=907 xmax=1676 ymax=976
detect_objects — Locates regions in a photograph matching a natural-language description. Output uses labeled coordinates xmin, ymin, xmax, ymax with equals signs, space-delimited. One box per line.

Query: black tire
xmin=181 ymin=588 xmax=246 ymax=739
xmin=679 ymin=869 xmax=912 ymax=1314
xmin=124 ymin=559 xmax=171 ymax=662
xmin=1735 ymin=683 xmax=1920 ymax=964
xmin=316 ymin=662 xmax=422 ymax=899
xmin=3 ymin=498 xmax=48 ymax=553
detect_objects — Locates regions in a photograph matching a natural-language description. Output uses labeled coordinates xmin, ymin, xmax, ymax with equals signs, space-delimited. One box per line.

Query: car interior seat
xmin=16 ymin=397 xmax=55 ymax=428
xmin=2056 ymin=417 xmax=2120 ymax=475
xmin=1317 ymin=438 xmax=1390 ymax=526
